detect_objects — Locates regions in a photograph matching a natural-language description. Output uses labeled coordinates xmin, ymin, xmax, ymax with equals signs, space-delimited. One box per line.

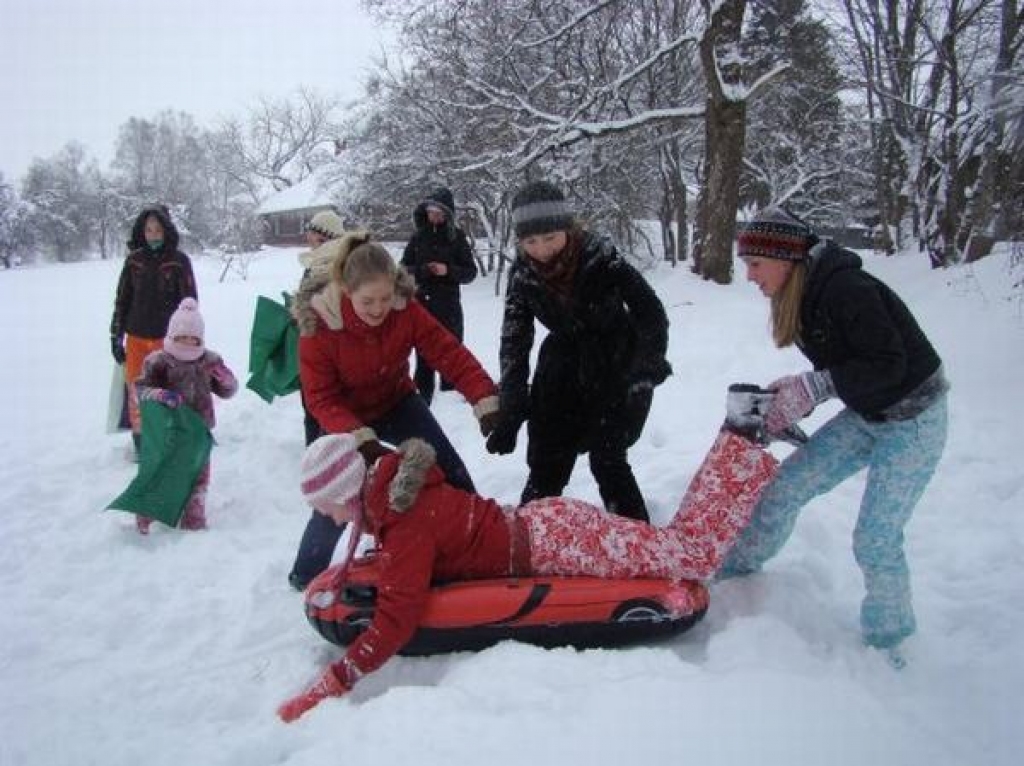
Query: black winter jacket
xmin=110 ymin=246 xmax=197 ymax=339
xmin=111 ymin=205 xmax=197 ymax=339
xmin=401 ymin=189 xmax=477 ymax=331
xmin=498 ymin=232 xmax=671 ymax=427
xmin=799 ymin=242 xmax=942 ymax=418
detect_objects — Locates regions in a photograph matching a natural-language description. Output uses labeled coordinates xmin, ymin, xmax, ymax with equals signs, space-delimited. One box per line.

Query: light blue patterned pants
xmin=720 ymin=395 xmax=948 ymax=648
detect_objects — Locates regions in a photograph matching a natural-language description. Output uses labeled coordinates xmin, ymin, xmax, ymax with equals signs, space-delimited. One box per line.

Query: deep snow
xmin=1 ymin=243 xmax=1021 ymax=766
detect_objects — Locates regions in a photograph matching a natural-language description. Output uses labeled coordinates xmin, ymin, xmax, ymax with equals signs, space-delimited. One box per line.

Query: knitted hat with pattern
xmin=510 ymin=181 xmax=575 ymax=239
xmin=300 ymin=434 xmax=366 ymax=516
xmin=307 ymin=211 xmax=346 ymax=240
xmin=736 ymin=207 xmax=817 ymax=261
xmin=164 ymin=297 xmax=205 ymax=361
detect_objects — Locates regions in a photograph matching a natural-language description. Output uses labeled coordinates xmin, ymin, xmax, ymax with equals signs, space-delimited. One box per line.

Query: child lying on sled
xmin=278 ymin=406 xmax=779 ymax=722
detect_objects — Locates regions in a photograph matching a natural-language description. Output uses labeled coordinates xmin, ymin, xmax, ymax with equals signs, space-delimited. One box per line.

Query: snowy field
xmin=1 ymin=242 xmax=1021 ymax=765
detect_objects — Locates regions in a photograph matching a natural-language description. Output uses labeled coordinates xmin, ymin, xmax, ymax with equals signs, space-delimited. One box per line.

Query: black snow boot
xmin=724 ymin=383 xmax=773 ymax=444
xmin=724 ymin=383 xmax=808 ymax=446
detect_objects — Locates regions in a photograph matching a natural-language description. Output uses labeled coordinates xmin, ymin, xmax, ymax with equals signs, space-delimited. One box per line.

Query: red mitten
xmin=764 ymin=371 xmax=832 ymax=436
xmin=277 ymin=666 xmax=351 ymax=723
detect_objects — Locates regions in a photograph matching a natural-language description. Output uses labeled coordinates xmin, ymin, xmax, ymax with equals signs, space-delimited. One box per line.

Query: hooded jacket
xmin=799 ymin=241 xmax=943 ymax=418
xmin=110 ymin=206 xmax=197 ymax=339
xmin=400 ymin=187 xmax=477 ymax=329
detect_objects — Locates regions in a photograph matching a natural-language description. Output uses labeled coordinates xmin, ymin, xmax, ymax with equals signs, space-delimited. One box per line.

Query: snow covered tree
xmin=741 ymin=0 xmax=852 ymax=222
xmin=20 ymin=143 xmax=99 ymax=262
xmin=214 ymin=88 xmax=341 ymax=194
xmin=0 ymin=173 xmax=33 ymax=268
xmin=111 ymin=110 xmax=215 ymax=247
xmin=956 ymin=0 xmax=1024 ymax=261
xmin=360 ymin=0 xmax=792 ymax=284
xmin=839 ymin=0 xmax=1023 ymax=262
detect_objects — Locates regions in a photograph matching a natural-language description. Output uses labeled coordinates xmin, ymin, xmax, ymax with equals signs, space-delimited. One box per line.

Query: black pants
xmin=414 ymin=299 xmax=464 ymax=405
xmin=520 ymin=339 xmax=653 ymax=523
xmin=520 ymin=445 xmax=650 ymax=523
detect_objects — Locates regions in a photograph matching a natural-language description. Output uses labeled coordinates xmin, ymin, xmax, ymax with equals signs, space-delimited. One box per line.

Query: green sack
xmin=107 ymin=400 xmax=213 ymax=526
xmin=245 ymin=294 xmax=300 ymax=403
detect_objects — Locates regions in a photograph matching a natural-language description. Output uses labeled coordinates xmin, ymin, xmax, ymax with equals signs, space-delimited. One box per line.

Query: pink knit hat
xmin=164 ymin=298 xmax=205 ymax=361
xmin=300 ymin=434 xmax=367 ymax=518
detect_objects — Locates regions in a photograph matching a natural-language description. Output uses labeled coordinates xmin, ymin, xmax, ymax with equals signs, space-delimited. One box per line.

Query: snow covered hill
xmin=1 ymin=245 xmax=1021 ymax=766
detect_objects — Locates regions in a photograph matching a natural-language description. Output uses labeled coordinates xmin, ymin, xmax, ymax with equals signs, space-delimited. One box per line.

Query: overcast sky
xmin=0 ymin=0 xmax=391 ymax=182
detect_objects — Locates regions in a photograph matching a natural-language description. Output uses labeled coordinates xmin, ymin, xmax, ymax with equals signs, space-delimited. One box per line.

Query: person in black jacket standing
xmin=109 ymin=204 xmax=198 ymax=457
xmin=401 ymin=187 xmax=478 ymax=405
xmin=485 ymin=181 xmax=671 ymax=523
xmin=719 ymin=207 xmax=949 ymax=658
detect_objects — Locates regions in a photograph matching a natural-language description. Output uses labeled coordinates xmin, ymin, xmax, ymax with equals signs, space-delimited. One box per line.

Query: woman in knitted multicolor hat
xmin=720 ymin=207 xmax=949 ymax=657
xmin=485 ymin=180 xmax=672 ymax=523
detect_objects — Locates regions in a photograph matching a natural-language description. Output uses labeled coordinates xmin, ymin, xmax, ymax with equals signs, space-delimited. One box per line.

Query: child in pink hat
xmin=134 ymin=298 xmax=238 ymax=532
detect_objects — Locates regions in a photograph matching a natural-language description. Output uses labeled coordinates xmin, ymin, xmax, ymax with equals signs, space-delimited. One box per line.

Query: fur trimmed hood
xmin=292 ymin=232 xmax=416 ymax=335
xmin=386 ymin=439 xmax=438 ymax=512
xmin=128 ymin=204 xmax=180 ymax=252
xmin=412 ymin=186 xmax=457 ymax=240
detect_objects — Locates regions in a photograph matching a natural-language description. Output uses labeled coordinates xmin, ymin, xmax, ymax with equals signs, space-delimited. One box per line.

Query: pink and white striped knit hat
xmin=300 ymin=434 xmax=366 ymax=515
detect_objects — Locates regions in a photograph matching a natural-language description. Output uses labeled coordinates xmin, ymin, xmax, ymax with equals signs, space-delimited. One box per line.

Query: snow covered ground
xmin=1 ymin=243 xmax=1021 ymax=765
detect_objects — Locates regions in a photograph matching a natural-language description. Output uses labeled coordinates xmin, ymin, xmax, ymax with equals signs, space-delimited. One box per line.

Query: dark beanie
xmin=510 ymin=181 xmax=574 ymax=238
xmin=737 ymin=207 xmax=817 ymax=261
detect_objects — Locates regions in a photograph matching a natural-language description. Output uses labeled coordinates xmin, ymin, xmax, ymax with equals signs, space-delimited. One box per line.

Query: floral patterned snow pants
xmin=720 ymin=396 xmax=948 ymax=648
xmin=518 ymin=430 xmax=778 ymax=583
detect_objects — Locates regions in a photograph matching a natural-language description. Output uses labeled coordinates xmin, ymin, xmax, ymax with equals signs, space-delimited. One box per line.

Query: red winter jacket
xmin=341 ymin=442 xmax=516 ymax=678
xmin=299 ymin=294 xmax=496 ymax=434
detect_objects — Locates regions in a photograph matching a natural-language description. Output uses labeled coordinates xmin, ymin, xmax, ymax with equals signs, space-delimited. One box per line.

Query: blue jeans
xmin=720 ymin=395 xmax=948 ymax=648
xmin=289 ymin=394 xmax=475 ymax=585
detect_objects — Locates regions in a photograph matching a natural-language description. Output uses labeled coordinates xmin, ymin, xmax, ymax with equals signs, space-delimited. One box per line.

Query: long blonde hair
xmin=769 ymin=261 xmax=808 ymax=348
xmin=333 ymin=239 xmax=416 ymax=300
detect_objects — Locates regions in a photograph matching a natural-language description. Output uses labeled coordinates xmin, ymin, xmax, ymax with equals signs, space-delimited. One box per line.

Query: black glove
xmin=110 ymin=335 xmax=126 ymax=365
xmin=485 ymin=422 xmax=519 ymax=455
xmin=357 ymin=439 xmax=392 ymax=465
xmin=629 ymin=356 xmax=672 ymax=390
xmin=478 ymin=410 xmax=501 ymax=438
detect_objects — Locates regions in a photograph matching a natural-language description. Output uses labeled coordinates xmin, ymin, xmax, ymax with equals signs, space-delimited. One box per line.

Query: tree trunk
xmin=693 ymin=0 xmax=747 ymax=284
xmin=675 ymin=184 xmax=688 ymax=263
xmin=957 ymin=0 xmax=1019 ymax=263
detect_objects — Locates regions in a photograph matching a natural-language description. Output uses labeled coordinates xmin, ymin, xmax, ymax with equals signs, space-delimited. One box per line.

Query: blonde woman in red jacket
xmin=288 ymin=236 xmax=500 ymax=590
xmin=278 ymin=425 xmax=778 ymax=722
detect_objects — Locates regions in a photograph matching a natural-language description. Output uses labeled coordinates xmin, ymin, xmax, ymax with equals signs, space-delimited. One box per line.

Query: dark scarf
xmin=529 ymin=232 xmax=581 ymax=300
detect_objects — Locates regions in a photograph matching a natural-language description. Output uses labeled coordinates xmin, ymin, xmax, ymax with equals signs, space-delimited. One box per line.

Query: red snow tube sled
xmin=304 ymin=551 xmax=710 ymax=655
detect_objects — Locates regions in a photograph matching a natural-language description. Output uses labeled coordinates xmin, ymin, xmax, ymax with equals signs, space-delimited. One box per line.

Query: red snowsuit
xmin=331 ymin=431 xmax=778 ymax=685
